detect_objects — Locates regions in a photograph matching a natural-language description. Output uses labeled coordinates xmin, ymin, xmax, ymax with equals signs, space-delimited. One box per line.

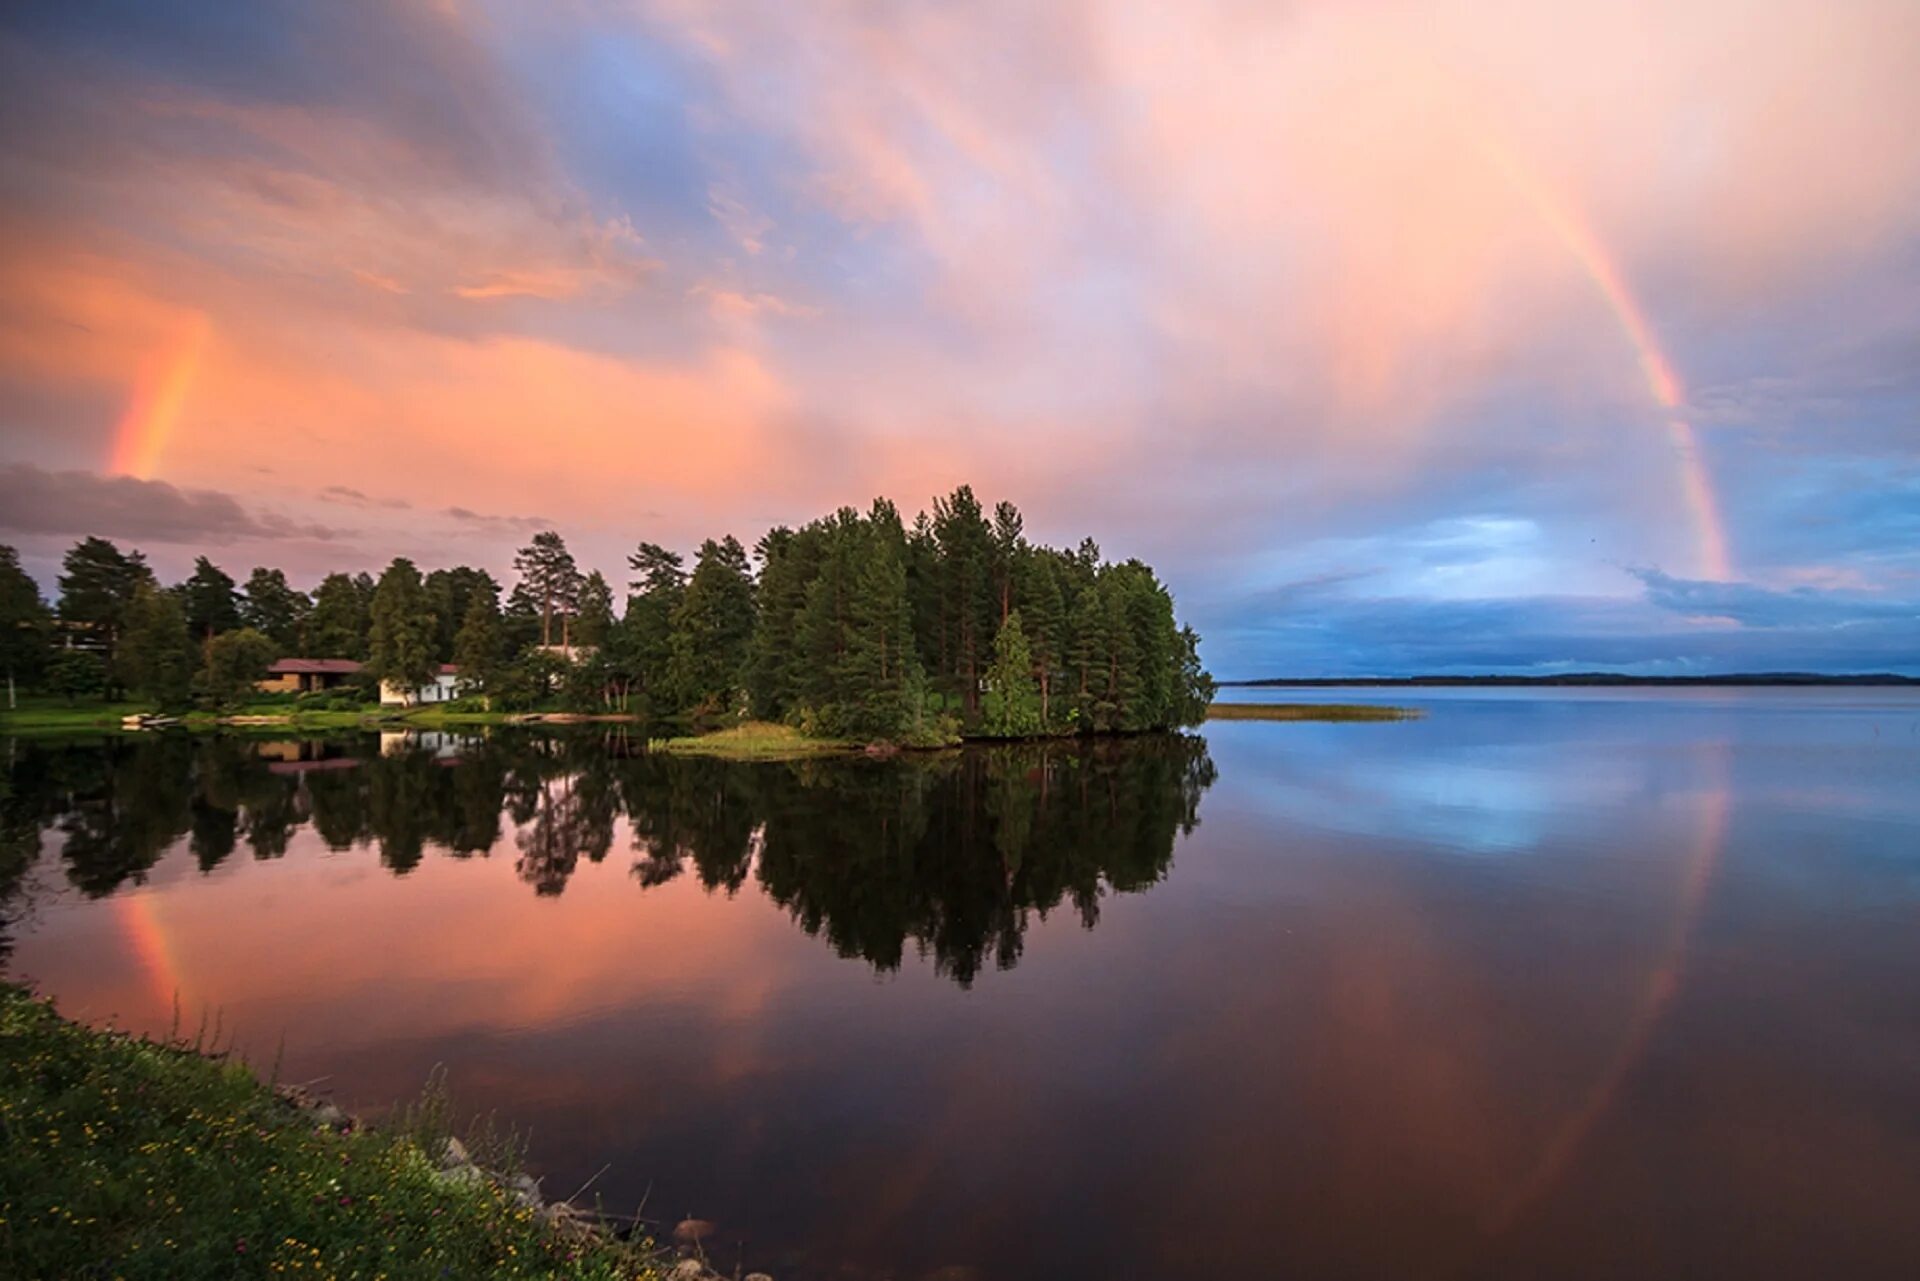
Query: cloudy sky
xmin=0 ymin=0 xmax=1915 ymax=675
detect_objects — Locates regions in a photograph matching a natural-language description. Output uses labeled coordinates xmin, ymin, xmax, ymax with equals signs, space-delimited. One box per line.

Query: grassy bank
xmin=0 ymin=697 xmax=657 ymax=737
xmin=1206 ymin=701 xmax=1422 ymax=722
xmin=651 ymin=721 xmax=857 ymax=760
xmin=0 ymin=984 xmax=661 ymax=1280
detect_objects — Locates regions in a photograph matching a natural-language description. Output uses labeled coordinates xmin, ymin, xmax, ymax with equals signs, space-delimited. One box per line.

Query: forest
xmin=0 ymin=486 xmax=1213 ymax=743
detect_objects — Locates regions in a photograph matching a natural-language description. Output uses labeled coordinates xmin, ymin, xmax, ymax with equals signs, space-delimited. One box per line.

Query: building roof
xmin=267 ymin=658 xmax=364 ymax=675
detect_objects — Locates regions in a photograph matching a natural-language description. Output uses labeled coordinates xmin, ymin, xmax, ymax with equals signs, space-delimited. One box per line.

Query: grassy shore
xmin=650 ymin=720 xmax=858 ymax=760
xmin=1206 ymin=701 xmax=1422 ymax=722
xmin=0 ymin=697 xmax=654 ymax=737
xmin=0 ymin=984 xmax=661 ymax=1280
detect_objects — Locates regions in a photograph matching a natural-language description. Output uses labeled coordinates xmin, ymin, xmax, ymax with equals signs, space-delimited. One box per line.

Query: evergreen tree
xmin=0 ymin=546 xmax=50 ymax=708
xmin=201 ymin=628 xmax=277 ymax=705
xmin=1021 ymin=554 xmax=1068 ymax=729
xmin=308 ymin=572 xmax=369 ymax=659
xmin=239 ymin=567 xmax=310 ymax=652
xmin=46 ymin=650 xmax=107 ymax=705
xmin=117 ymin=581 xmax=194 ymax=707
xmin=839 ymin=520 xmax=920 ymax=737
xmin=451 ymin=592 xmax=503 ymax=700
xmin=747 ymin=525 xmax=819 ymax=719
xmin=574 ymin=570 xmax=615 ymax=648
xmin=180 ymin=556 xmax=241 ymax=642
xmin=1172 ymin=624 xmax=1215 ymax=726
xmin=58 ymin=537 xmax=153 ymax=662
xmin=667 ymin=536 xmax=756 ymax=719
xmin=424 ymin=567 xmax=499 ymax=662
xmin=931 ymin=486 xmax=995 ymax=714
xmin=1066 ymin=582 xmax=1110 ymax=731
xmin=367 ymin=559 xmax=436 ymax=697
xmin=512 ymin=531 xmax=581 ymax=648
xmin=982 ymin=611 xmax=1043 ymax=737
xmin=991 ymin=500 xmax=1024 ymax=626
xmin=622 ymin=542 xmax=686 ymax=713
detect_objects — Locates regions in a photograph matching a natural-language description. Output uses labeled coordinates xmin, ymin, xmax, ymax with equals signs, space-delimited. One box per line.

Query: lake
xmin=6 ymin=688 xmax=1920 ymax=1279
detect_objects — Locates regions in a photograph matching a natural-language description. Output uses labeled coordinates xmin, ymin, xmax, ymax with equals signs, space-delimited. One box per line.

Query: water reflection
xmin=9 ymin=694 xmax=1920 ymax=1281
xmin=0 ymin=731 xmax=1215 ymax=985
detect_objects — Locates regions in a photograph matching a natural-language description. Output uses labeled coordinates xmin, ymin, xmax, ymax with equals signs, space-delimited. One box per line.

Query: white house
xmin=379 ymin=664 xmax=463 ymax=706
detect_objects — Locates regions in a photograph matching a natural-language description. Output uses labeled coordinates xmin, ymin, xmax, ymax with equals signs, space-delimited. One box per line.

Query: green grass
xmin=651 ymin=720 xmax=856 ymax=759
xmin=1205 ymin=701 xmax=1422 ymax=722
xmin=0 ymin=985 xmax=662 ymax=1280
xmin=0 ymin=698 xmax=154 ymax=733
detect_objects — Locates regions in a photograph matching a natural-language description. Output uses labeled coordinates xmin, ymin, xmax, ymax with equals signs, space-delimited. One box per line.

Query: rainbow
xmin=1481 ymin=744 xmax=1732 ymax=1247
xmin=107 ymin=313 xmax=209 ymax=479
xmin=114 ymin=892 xmax=186 ymax=1013
xmin=1472 ymin=137 xmax=1734 ymax=582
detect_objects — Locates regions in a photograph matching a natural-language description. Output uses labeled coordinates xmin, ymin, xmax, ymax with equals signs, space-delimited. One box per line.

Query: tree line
xmin=0 ymin=485 xmax=1213 ymax=739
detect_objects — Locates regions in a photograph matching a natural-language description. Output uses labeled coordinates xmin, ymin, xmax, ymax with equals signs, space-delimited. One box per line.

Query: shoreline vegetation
xmin=1206 ymin=702 xmax=1421 ymax=722
xmin=0 ymin=983 xmax=714 ymax=1281
xmin=1 ymin=484 xmax=1215 ymax=749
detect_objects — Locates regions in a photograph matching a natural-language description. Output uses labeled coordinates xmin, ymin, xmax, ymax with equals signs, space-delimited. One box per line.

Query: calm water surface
xmin=6 ymin=688 xmax=1920 ymax=1279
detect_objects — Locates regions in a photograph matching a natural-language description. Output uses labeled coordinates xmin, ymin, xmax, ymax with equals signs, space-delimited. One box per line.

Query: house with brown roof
xmin=258 ymin=658 xmax=363 ymax=694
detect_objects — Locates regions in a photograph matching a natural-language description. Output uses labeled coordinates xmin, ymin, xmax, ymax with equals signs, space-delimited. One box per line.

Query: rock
xmin=310 ymin=1102 xmax=345 ymax=1129
xmin=438 ymin=1136 xmax=470 ymax=1169
xmin=672 ymin=1218 xmax=716 ymax=1245
xmin=436 ymin=1164 xmax=485 ymax=1187
xmin=744 ymin=1274 xmax=774 ymax=1281
xmin=670 ymin=1260 xmax=709 ymax=1281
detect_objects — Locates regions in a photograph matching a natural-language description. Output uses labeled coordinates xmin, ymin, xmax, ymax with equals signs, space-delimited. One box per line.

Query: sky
xmin=0 ymin=0 xmax=1915 ymax=677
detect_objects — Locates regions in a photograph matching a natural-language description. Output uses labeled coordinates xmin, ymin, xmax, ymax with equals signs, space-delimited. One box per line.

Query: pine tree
xmin=574 ymin=570 xmax=615 ymax=648
xmin=180 ymin=556 xmax=241 ymax=642
xmin=1022 ymin=553 xmax=1067 ymax=729
xmin=367 ymin=558 xmax=436 ymax=698
xmin=1065 ymin=583 xmax=1108 ymax=730
xmin=622 ymin=542 xmax=686 ymax=713
xmin=991 ymin=500 xmax=1024 ymax=627
xmin=424 ymin=567 xmax=499 ymax=662
xmin=982 ymin=611 xmax=1043 ymax=737
xmin=452 ymin=592 xmax=502 ymax=700
xmin=0 ymin=545 xmax=51 ymax=708
xmin=513 ymin=531 xmax=581 ymax=648
xmin=931 ymin=486 xmax=994 ymax=715
xmin=240 ymin=567 xmax=310 ymax=652
xmin=309 ymin=572 xmax=369 ymax=659
xmin=58 ymin=537 xmax=153 ymax=664
xmin=840 ymin=525 xmax=919 ymax=737
xmin=667 ymin=536 xmax=756 ymax=719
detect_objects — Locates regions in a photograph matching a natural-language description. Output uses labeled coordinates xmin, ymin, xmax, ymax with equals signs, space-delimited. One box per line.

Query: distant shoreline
xmin=1221 ymin=673 xmax=1919 ymax=688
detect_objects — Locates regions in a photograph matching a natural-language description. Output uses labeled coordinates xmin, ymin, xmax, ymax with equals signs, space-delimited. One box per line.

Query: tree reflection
xmin=1 ymin=730 xmax=1214 ymax=983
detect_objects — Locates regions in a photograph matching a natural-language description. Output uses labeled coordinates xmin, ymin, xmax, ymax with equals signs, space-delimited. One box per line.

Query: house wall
xmin=378 ymin=674 xmax=461 ymax=705
xmin=257 ymin=673 xmax=303 ymax=694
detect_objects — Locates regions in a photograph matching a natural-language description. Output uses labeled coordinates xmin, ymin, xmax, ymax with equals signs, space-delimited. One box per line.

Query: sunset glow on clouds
xmin=0 ymin=0 xmax=1915 ymax=673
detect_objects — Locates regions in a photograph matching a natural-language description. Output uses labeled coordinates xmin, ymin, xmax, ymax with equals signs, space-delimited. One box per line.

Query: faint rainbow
xmin=107 ymin=313 xmax=210 ymax=479
xmin=1479 ymin=741 xmax=1731 ymax=1246
xmin=114 ymin=892 xmax=186 ymax=1012
xmin=1472 ymin=137 xmax=1734 ymax=582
